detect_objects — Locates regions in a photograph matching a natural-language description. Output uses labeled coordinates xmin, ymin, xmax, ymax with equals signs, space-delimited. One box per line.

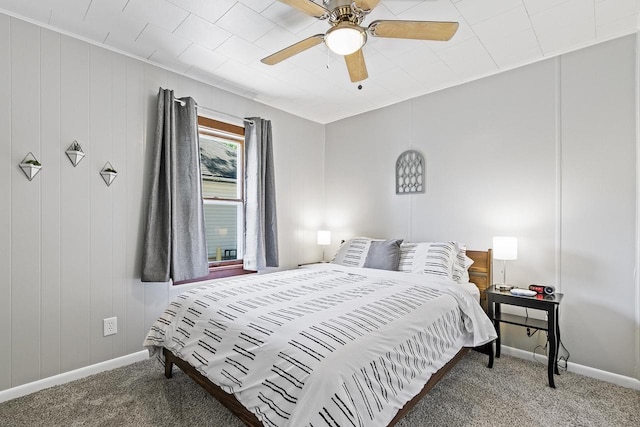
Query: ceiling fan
xmin=261 ymin=0 xmax=459 ymax=83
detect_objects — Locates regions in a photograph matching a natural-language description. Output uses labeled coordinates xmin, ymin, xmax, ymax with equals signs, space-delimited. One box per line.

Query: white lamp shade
xmin=325 ymin=24 xmax=366 ymax=55
xmin=317 ymin=230 xmax=331 ymax=246
xmin=493 ymin=236 xmax=518 ymax=260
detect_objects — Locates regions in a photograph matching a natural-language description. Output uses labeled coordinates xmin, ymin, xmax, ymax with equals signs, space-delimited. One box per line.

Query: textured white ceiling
xmin=0 ymin=0 xmax=638 ymax=124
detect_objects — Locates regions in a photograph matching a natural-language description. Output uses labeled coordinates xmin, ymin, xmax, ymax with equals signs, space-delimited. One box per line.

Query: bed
xmin=144 ymin=245 xmax=496 ymax=427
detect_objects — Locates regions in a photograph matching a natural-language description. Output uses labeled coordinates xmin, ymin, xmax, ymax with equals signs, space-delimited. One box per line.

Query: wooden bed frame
xmin=162 ymin=248 xmax=494 ymax=427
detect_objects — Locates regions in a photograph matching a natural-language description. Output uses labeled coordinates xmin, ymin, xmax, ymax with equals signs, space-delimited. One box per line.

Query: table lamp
xmin=493 ymin=236 xmax=517 ymax=291
xmin=317 ymin=230 xmax=331 ymax=262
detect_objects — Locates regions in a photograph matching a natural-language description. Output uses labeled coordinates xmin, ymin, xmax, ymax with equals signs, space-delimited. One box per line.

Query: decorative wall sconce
xmin=100 ymin=162 xmax=118 ymax=186
xmin=65 ymin=140 xmax=85 ymax=167
xmin=396 ymin=150 xmax=425 ymax=194
xmin=19 ymin=152 xmax=42 ymax=181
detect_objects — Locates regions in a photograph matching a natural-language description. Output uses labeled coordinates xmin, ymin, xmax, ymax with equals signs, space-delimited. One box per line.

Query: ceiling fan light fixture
xmin=325 ymin=23 xmax=366 ymax=55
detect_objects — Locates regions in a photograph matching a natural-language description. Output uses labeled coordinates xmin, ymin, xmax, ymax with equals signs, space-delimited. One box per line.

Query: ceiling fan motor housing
xmin=326 ymin=1 xmax=367 ymax=25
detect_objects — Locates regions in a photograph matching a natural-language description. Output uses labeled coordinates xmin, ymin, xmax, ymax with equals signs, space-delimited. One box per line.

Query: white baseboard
xmin=501 ymin=345 xmax=640 ymax=391
xmin=0 ymin=350 xmax=149 ymax=403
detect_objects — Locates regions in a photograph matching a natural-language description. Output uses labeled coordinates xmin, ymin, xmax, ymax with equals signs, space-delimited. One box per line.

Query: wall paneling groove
xmin=325 ymin=35 xmax=639 ymax=379
xmin=0 ymin=14 xmax=325 ymax=391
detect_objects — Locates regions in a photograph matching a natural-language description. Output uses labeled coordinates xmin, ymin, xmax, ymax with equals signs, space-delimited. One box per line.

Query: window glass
xmin=203 ymin=203 xmax=242 ymax=262
xmin=200 ymin=134 xmax=240 ymax=199
xmin=198 ymin=117 xmax=244 ymax=264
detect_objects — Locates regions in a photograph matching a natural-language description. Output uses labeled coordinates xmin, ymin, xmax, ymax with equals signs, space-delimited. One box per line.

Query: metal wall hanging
xmin=100 ymin=162 xmax=118 ymax=186
xmin=65 ymin=140 xmax=85 ymax=167
xmin=19 ymin=152 xmax=42 ymax=181
xmin=396 ymin=150 xmax=424 ymax=194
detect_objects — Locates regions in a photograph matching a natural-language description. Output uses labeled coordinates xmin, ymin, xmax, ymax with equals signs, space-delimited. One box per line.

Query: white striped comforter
xmin=144 ymin=263 xmax=496 ymax=427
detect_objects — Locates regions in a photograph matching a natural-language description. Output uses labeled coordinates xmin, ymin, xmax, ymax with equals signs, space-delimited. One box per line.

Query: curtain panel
xmin=243 ymin=117 xmax=279 ymax=271
xmin=141 ymin=88 xmax=209 ymax=282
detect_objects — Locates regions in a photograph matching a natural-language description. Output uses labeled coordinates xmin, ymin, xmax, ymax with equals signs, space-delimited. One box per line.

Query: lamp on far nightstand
xmin=493 ymin=236 xmax=517 ymax=291
xmin=317 ymin=230 xmax=331 ymax=262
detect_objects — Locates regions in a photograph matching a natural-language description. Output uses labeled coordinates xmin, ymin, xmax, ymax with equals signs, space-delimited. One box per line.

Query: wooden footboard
xmin=163 ymin=346 xmax=470 ymax=427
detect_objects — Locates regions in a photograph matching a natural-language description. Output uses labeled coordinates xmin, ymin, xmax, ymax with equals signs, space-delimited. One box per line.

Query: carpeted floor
xmin=0 ymin=351 xmax=638 ymax=427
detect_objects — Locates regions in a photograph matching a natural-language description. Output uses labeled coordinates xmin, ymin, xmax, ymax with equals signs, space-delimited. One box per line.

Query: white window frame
xmin=198 ymin=116 xmax=248 ymax=269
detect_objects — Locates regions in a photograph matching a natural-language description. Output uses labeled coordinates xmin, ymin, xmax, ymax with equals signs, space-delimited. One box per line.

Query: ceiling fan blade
xmin=280 ymin=0 xmax=329 ymax=19
xmin=261 ymin=34 xmax=324 ymax=65
xmin=368 ymin=20 xmax=459 ymax=41
xmin=353 ymin=0 xmax=381 ymax=12
xmin=344 ymin=49 xmax=368 ymax=83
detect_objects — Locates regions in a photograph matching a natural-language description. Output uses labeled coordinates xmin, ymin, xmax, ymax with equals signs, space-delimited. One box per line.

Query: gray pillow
xmin=363 ymin=239 xmax=403 ymax=271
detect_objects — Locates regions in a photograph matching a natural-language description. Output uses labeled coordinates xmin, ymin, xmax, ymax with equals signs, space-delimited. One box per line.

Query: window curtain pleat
xmin=141 ymin=87 xmax=209 ymax=282
xmin=243 ymin=117 xmax=279 ymax=271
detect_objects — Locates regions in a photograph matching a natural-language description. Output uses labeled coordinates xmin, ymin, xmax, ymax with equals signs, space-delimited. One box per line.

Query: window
xmin=174 ymin=116 xmax=252 ymax=284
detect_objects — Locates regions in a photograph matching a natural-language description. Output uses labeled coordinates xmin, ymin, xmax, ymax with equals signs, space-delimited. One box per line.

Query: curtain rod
xmin=173 ymin=98 xmax=254 ymax=125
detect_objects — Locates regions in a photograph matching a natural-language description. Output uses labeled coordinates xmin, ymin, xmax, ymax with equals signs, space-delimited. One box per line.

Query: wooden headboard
xmin=467 ymin=249 xmax=492 ymax=311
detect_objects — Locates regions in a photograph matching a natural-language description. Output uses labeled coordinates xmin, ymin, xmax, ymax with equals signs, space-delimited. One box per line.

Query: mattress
xmin=144 ymin=263 xmax=496 ymax=427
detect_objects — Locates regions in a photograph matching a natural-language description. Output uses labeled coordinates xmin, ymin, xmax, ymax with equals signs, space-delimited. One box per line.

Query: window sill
xmin=173 ymin=261 xmax=254 ymax=285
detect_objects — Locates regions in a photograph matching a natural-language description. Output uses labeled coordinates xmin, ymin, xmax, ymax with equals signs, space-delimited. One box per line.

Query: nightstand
xmin=486 ymin=286 xmax=564 ymax=388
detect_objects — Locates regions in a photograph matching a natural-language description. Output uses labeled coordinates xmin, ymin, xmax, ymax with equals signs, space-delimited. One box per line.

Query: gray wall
xmin=325 ymin=35 xmax=638 ymax=379
xmin=1 ymin=12 xmax=638 ymax=392
xmin=0 ymin=14 xmax=325 ymax=391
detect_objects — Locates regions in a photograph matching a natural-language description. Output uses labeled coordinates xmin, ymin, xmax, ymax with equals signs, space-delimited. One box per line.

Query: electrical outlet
xmin=103 ymin=317 xmax=117 ymax=337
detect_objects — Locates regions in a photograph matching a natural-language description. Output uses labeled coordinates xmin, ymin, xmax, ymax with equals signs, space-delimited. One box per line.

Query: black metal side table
xmin=486 ymin=286 xmax=563 ymax=388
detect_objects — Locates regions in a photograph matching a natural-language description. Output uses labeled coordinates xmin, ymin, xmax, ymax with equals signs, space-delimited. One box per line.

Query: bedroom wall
xmin=324 ymin=35 xmax=639 ymax=380
xmin=0 ymin=14 xmax=325 ymax=391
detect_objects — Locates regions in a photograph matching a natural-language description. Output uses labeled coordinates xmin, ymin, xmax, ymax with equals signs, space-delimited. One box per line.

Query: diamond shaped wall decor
xmin=100 ymin=162 xmax=118 ymax=187
xmin=19 ymin=152 xmax=42 ymax=181
xmin=65 ymin=140 xmax=85 ymax=167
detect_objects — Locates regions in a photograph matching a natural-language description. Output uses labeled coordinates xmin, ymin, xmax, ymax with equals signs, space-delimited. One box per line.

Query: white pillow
xmin=398 ymin=243 xmax=418 ymax=272
xmin=398 ymin=241 xmax=458 ymax=279
xmin=452 ymin=243 xmax=474 ymax=283
xmin=331 ymin=237 xmax=374 ymax=268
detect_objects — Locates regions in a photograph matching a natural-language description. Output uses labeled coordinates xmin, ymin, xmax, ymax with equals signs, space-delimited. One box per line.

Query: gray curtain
xmin=243 ymin=117 xmax=279 ymax=271
xmin=141 ymin=88 xmax=209 ymax=282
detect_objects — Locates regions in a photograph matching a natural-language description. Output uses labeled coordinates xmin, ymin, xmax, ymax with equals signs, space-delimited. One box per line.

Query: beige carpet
xmin=0 ymin=351 xmax=638 ymax=427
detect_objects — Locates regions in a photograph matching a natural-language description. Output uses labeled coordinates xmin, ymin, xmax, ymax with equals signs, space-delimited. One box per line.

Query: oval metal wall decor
xmin=396 ymin=150 xmax=424 ymax=194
